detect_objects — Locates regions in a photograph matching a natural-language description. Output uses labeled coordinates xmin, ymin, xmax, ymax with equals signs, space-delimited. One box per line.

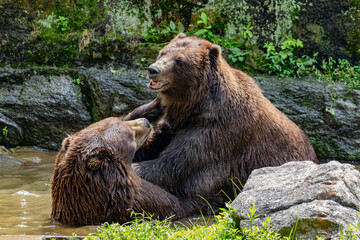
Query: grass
xmin=84 ymin=205 xmax=291 ymax=240
xmin=82 ymin=203 xmax=360 ymax=240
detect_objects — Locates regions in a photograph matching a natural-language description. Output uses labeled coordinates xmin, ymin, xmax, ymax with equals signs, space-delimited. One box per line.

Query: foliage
xmin=161 ymin=21 xmax=185 ymax=37
xmin=51 ymin=0 xmax=106 ymax=32
xmin=229 ymin=47 xmax=249 ymax=63
xmin=315 ymin=58 xmax=360 ymax=91
xmin=327 ymin=211 xmax=360 ymax=240
xmin=2 ymin=126 xmax=8 ymax=138
xmin=55 ymin=16 xmax=68 ymax=32
xmin=263 ymin=36 xmax=317 ymax=78
xmin=144 ymin=20 xmax=185 ymax=43
xmin=72 ymin=78 xmax=84 ymax=85
xmin=313 ymin=57 xmax=360 ymax=118
xmin=191 ymin=13 xmax=252 ymax=65
xmin=143 ymin=28 xmax=163 ymax=43
xmin=193 ymin=12 xmax=217 ymax=43
xmin=84 ymin=205 xmax=294 ymax=240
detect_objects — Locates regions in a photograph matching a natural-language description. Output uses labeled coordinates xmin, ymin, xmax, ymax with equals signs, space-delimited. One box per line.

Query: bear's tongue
xmin=149 ymin=79 xmax=163 ymax=89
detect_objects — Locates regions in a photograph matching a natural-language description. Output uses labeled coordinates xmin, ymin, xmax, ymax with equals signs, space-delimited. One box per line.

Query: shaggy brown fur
xmin=124 ymin=34 xmax=318 ymax=214
xmin=51 ymin=117 xmax=192 ymax=226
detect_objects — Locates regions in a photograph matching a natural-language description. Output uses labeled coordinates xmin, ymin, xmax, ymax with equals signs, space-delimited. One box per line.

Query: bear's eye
xmin=175 ymin=59 xmax=184 ymax=66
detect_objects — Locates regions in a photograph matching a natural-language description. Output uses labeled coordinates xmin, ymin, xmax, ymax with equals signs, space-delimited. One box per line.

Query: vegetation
xmin=84 ymin=205 xmax=288 ymax=240
xmin=82 ymin=204 xmax=360 ymax=240
xmin=263 ymin=36 xmax=317 ymax=78
xmin=2 ymin=126 xmax=7 ymax=138
xmin=72 ymin=78 xmax=84 ymax=85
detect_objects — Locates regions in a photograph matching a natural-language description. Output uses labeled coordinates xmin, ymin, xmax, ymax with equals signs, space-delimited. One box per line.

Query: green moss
xmin=134 ymin=42 xmax=166 ymax=68
xmin=308 ymin=135 xmax=345 ymax=160
xmin=306 ymin=24 xmax=327 ymax=46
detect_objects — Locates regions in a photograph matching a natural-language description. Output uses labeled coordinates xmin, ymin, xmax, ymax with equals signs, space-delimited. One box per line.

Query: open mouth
xmin=148 ymin=79 xmax=168 ymax=90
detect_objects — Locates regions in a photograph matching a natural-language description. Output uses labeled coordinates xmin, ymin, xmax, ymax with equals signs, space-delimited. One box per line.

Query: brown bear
xmin=51 ymin=117 xmax=193 ymax=226
xmin=123 ymin=34 xmax=318 ymax=214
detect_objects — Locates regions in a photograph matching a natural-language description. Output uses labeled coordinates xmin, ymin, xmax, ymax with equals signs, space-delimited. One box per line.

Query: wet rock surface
xmin=232 ymin=161 xmax=360 ymax=240
xmin=0 ymin=68 xmax=359 ymax=161
xmin=256 ymin=75 xmax=360 ymax=161
xmin=0 ymin=67 xmax=155 ymax=150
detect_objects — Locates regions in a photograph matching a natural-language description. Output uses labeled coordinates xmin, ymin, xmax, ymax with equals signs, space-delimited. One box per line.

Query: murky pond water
xmin=0 ymin=147 xmax=98 ymax=237
xmin=0 ymin=147 xmax=359 ymax=237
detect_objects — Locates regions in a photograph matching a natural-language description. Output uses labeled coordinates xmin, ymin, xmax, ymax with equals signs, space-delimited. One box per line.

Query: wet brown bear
xmin=51 ymin=117 xmax=192 ymax=226
xmin=124 ymin=34 xmax=318 ymax=213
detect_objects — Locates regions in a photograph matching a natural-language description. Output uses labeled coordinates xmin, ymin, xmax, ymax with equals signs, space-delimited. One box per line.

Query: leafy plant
xmin=144 ymin=28 xmax=163 ymax=43
xmin=229 ymin=47 xmax=249 ymax=63
xmin=314 ymin=57 xmax=360 ymax=118
xmin=161 ymin=20 xmax=184 ymax=37
xmin=193 ymin=12 xmax=220 ymax=44
xmin=241 ymin=22 xmax=254 ymax=47
xmin=193 ymin=12 xmax=251 ymax=64
xmin=263 ymin=36 xmax=317 ymax=78
xmin=72 ymin=78 xmax=84 ymax=85
xmin=56 ymin=16 xmax=69 ymax=32
xmin=2 ymin=126 xmax=8 ymax=138
xmin=145 ymin=20 xmax=184 ymax=42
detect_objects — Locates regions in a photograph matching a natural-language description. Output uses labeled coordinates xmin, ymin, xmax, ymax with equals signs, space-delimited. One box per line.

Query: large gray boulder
xmin=76 ymin=67 xmax=156 ymax=122
xmin=256 ymin=76 xmax=360 ymax=161
xmin=0 ymin=67 xmax=92 ymax=149
xmin=0 ymin=67 xmax=155 ymax=150
xmin=232 ymin=161 xmax=360 ymax=240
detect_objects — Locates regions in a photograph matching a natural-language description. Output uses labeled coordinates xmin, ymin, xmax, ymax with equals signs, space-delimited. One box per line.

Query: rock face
xmin=232 ymin=161 xmax=360 ymax=239
xmin=0 ymin=68 xmax=358 ymax=161
xmin=256 ymin=75 xmax=360 ymax=161
xmin=0 ymin=67 xmax=155 ymax=149
xmin=0 ymin=67 xmax=92 ymax=149
xmin=294 ymin=0 xmax=360 ymax=64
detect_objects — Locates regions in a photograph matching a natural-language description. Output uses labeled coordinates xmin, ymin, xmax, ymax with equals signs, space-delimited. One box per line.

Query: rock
xmin=232 ymin=161 xmax=360 ymax=240
xmin=0 ymin=154 xmax=23 ymax=167
xmin=0 ymin=67 xmax=155 ymax=150
xmin=0 ymin=66 xmax=358 ymax=160
xmin=0 ymin=67 xmax=92 ymax=149
xmin=77 ymin=67 xmax=156 ymax=121
xmin=0 ymin=112 xmax=23 ymax=146
xmin=293 ymin=0 xmax=360 ymax=65
xmin=256 ymin=75 xmax=360 ymax=161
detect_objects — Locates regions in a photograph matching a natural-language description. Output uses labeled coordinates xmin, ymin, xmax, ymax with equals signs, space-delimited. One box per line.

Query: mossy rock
xmin=134 ymin=42 xmax=167 ymax=69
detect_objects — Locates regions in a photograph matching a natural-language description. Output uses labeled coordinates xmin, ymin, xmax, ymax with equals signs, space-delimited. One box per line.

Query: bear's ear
xmin=174 ymin=33 xmax=186 ymax=39
xmin=86 ymin=147 xmax=114 ymax=170
xmin=209 ymin=44 xmax=221 ymax=62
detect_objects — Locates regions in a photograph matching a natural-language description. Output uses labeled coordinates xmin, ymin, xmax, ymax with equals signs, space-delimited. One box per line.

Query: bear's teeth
xmin=151 ymin=79 xmax=160 ymax=85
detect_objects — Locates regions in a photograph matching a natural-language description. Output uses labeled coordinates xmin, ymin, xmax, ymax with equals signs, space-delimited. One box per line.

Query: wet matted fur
xmin=123 ymin=34 xmax=318 ymax=214
xmin=51 ymin=117 xmax=191 ymax=225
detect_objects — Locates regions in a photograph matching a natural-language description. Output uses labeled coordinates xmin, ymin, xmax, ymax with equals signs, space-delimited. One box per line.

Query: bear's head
xmin=51 ymin=118 xmax=151 ymax=225
xmin=147 ymin=34 xmax=222 ymax=101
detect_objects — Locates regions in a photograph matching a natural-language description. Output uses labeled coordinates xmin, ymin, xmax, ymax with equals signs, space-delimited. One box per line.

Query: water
xmin=0 ymin=147 xmax=359 ymax=238
xmin=0 ymin=147 xmax=98 ymax=237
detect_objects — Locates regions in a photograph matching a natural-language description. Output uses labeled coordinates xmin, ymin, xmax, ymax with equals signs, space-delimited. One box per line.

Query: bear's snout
xmin=148 ymin=65 xmax=161 ymax=77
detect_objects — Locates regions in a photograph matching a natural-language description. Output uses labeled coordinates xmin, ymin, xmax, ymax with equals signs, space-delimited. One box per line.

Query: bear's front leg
xmin=123 ymin=97 xmax=164 ymax=123
xmin=133 ymin=120 xmax=174 ymax=162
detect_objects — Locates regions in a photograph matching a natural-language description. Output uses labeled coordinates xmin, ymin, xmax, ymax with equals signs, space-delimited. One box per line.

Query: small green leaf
xmin=325 ymin=107 xmax=337 ymax=118
xmin=194 ymin=29 xmax=208 ymax=36
xmin=201 ymin=12 xmax=207 ymax=25
xmin=161 ymin=29 xmax=169 ymax=34
xmin=177 ymin=22 xmax=184 ymax=32
xmin=170 ymin=21 xmax=176 ymax=31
